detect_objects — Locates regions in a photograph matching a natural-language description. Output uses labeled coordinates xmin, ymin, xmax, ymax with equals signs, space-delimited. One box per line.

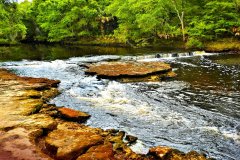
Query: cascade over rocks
xmin=0 ymin=68 xmax=210 ymax=160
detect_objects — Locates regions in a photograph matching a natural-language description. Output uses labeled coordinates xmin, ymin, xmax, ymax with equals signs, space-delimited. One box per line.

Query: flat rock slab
xmin=86 ymin=61 xmax=172 ymax=77
xmin=58 ymin=107 xmax=91 ymax=122
xmin=0 ymin=128 xmax=52 ymax=160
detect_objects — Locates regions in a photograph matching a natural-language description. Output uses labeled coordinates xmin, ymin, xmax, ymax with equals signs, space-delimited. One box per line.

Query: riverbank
xmin=204 ymin=38 xmax=240 ymax=52
xmin=1 ymin=37 xmax=238 ymax=53
xmin=0 ymin=68 xmax=212 ymax=160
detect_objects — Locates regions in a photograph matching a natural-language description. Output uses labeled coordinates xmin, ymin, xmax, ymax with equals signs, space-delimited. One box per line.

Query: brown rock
xmin=58 ymin=107 xmax=90 ymax=122
xmin=149 ymin=146 xmax=209 ymax=160
xmin=45 ymin=129 xmax=103 ymax=160
xmin=163 ymin=149 xmax=186 ymax=160
xmin=85 ymin=61 xmax=175 ymax=82
xmin=185 ymin=151 xmax=208 ymax=160
xmin=0 ymin=68 xmax=60 ymax=90
xmin=0 ymin=128 xmax=52 ymax=160
xmin=148 ymin=146 xmax=173 ymax=159
xmin=42 ymin=88 xmax=60 ymax=101
xmin=165 ymin=71 xmax=177 ymax=79
xmin=125 ymin=135 xmax=138 ymax=144
xmin=77 ymin=142 xmax=115 ymax=160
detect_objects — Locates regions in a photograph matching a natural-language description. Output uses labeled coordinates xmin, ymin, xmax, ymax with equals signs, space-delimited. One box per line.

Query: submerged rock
xmin=85 ymin=61 xmax=176 ymax=82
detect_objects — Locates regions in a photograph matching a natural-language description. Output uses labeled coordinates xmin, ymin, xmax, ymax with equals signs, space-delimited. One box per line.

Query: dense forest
xmin=0 ymin=0 xmax=240 ymax=47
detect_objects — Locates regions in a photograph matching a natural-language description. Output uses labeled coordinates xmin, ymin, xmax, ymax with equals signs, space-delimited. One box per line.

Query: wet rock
xmin=0 ymin=128 xmax=52 ymax=160
xmin=163 ymin=149 xmax=186 ymax=160
xmin=0 ymin=68 xmax=60 ymax=90
xmin=42 ymin=88 xmax=60 ymax=102
xmin=108 ymin=131 xmax=125 ymax=144
xmin=185 ymin=151 xmax=208 ymax=160
xmin=85 ymin=61 xmax=175 ymax=82
xmin=148 ymin=146 xmax=209 ymax=160
xmin=155 ymin=53 xmax=162 ymax=58
xmin=20 ymin=114 xmax=57 ymax=130
xmin=45 ymin=127 xmax=103 ymax=160
xmin=125 ymin=135 xmax=138 ymax=144
xmin=39 ymin=104 xmax=59 ymax=117
xmin=57 ymin=107 xmax=91 ymax=122
xmin=148 ymin=146 xmax=173 ymax=159
xmin=77 ymin=142 xmax=114 ymax=160
xmin=165 ymin=71 xmax=177 ymax=79
xmin=172 ymin=53 xmax=179 ymax=57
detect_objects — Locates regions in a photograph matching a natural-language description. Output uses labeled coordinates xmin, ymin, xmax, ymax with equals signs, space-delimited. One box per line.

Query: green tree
xmin=34 ymin=0 xmax=106 ymax=42
xmin=107 ymin=0 xmax=177 ymax=46
xmin=188 ymin=0 xmax=240 ymax=41
xmin=0 ymin=1 xmax=26 ymax=44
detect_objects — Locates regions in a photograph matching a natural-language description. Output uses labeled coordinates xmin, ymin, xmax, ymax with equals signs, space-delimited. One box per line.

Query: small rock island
xmin=86 ymin=61 xmax=176 ymax=82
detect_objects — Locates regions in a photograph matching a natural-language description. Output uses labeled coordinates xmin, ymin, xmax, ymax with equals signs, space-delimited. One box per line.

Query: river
xmin=0 ymin=45 xmax=239 ymax=160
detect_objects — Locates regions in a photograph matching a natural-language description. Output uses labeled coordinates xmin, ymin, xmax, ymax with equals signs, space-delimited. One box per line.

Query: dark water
xmin=0 ymin=44 xmax=186 ymax=62
xmin=0 ymin=45 xmax=239 ymax=160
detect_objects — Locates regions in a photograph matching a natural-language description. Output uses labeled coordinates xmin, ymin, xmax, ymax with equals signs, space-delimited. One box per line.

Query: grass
xmin=204 ymin=38 xmax=240 ymax=52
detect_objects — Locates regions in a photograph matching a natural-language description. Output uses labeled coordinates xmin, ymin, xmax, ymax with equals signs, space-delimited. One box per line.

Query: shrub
xmin=186 ymin=37 xmax=203 ymax=49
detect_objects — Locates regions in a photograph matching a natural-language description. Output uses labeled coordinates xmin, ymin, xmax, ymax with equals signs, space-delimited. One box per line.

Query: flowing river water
xmin=0 ymin=45 xmax=239 ymax=160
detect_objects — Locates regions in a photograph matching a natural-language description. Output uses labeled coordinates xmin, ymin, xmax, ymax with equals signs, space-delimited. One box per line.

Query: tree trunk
xmin=172 ymin=0 xmax=186 ymax=42
xmin=179 ymin=12 xmax=186 ymax=42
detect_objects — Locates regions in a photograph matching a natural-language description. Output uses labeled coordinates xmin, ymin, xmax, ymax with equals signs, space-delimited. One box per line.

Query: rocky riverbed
xmin=0 ymin=68 xmax=211 ymax=160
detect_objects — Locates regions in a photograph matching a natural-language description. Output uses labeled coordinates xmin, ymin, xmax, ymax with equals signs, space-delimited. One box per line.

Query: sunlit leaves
xmin=34 ymin=0 xmax=103 ymax=42
xmin=0 ymin=2 xmax=26 ymax=43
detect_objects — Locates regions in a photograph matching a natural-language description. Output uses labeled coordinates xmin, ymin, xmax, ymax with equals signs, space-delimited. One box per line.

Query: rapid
xmin=1 ymin=50 xmax=239 ymax=160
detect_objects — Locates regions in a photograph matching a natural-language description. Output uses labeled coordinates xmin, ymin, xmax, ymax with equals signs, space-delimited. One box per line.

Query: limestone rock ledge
xmin=0 ymin=68 xmax=211 ymax=160
xmin=85 ymin=61 xmax=176 ymax=82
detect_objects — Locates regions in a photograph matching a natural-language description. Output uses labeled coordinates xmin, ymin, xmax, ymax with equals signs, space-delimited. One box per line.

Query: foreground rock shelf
xmin=85 ymin=61 xmax=176 ymax=82
xmin=0 ymin=68 xmax=211 ymax=160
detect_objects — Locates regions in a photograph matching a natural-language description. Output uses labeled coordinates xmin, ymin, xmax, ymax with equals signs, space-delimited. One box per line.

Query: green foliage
xmin=107 ymin=0 xmax=177 ymax=45
xmin=0 ymin=1 xmax=27 ymax=43
xmin=0 ymin=0 xmax=239 ymax=46
xmin=186 ymin=37 xmax=203 ymax=49
xmin=34 ymin=0 xmax=104 ymax=42
xmin=188 ymin=0 xmax=240 ymax=40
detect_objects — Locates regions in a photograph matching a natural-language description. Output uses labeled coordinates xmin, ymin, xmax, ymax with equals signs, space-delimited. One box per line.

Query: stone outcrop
xmin=77 ymin=142 xmax=114 ymax=160
xmin=57 ymin=107 xmax=90 ymax=122
xmin=0 ymin=68 xmax=210 ymax=160
xmin=148 ymin=146 xmax=210 ymax=160
xmin=85 ymin=61 xmax=176 ymax=82
xmin=0 ymin=128 xmax=52 ymax=160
